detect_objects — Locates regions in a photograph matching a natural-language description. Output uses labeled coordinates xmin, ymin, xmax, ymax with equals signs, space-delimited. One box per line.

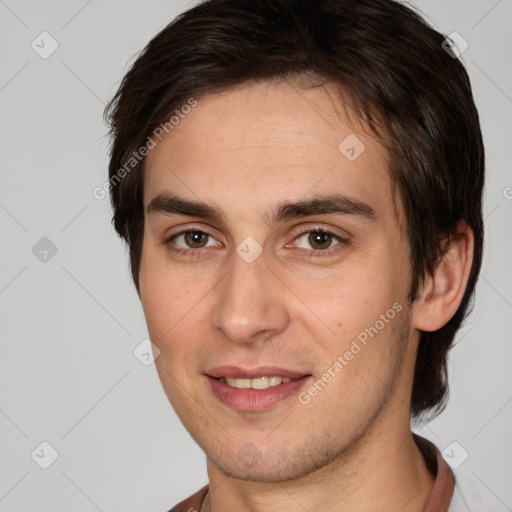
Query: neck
xmin=203 ymin=410 xmax=435 ymax=512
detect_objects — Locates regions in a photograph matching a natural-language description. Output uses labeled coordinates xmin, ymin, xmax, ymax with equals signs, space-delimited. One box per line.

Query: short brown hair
xmin=104 ymin=0 xmax=484 ymax=419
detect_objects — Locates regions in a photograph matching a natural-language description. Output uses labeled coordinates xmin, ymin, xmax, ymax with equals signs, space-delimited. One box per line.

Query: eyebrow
xmin=146 ymin=193 xmax=376 ymax=224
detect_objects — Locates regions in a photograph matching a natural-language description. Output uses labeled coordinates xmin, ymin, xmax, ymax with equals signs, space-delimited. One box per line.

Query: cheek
xmin=298 ymin=300 xmax=410 ymax=415
xmin=289 ymin=263 xmax=402 ymax=345
xmin=140 ymin=280 xmax=199 ymax=348
xmin=139 ymin=247 xmax=187 ymax=342
xmin=139 ymin=247 xmax=215 ymax=369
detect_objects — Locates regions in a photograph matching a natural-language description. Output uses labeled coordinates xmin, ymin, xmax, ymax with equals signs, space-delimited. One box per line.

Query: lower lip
xmin=206 ymin=375 xmax=311 ymax=412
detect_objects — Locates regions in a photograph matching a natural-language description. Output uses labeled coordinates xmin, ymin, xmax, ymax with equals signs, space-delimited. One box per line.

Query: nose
xmin=210 ymin=249 xmax=290 ymax=345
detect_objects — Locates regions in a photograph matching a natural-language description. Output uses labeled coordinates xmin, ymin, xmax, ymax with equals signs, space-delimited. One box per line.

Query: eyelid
xmin=173 ymin=231 xmax=218 ymax=250
xmin=287 ymin=223 xmax=351 ymax=245
xmin=164 ymin=224 xmax=221 ymax=243
xmin=162 ymin=223 xmax=349 ymax=256
xmin=286 ymin=227 xmax=348 ymax=256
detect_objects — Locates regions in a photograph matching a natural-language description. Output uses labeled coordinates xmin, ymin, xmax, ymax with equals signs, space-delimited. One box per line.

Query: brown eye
xmin=166 ymin=229 xmax=219 ymax=255
xmin=307 ymin=231 xmax=333 ymax=250
xmin=183 ymin=231 xmax=209 ymax=248
xmin=293 ymin=229 xmax=342 ymax=253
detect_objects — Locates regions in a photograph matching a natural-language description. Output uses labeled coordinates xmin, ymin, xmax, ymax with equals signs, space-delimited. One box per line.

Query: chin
xmin=207 ymin=441 xmax=345 ymax=484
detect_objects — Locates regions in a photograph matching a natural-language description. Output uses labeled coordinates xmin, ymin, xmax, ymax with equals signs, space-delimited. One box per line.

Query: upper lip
xmin=206 ymin=365 xmax=310 ymax=379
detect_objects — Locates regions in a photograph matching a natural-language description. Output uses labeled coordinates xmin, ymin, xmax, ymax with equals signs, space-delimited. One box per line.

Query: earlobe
xmin=412 ymin=222 xmax=474 ymax=332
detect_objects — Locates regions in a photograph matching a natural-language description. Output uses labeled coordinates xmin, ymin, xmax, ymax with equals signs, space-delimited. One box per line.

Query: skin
xmin=139 ymin=80 xmax=474 ymax=511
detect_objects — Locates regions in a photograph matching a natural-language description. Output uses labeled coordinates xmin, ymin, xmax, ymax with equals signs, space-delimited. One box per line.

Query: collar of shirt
xmin=168 ymin=434 xmax=455 ymax=512
xmin=413 ymin=433 xmax=455 ymax=511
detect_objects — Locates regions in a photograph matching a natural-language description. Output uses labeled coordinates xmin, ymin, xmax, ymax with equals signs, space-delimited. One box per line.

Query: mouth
xmin=205 ymin=366 xmax=312 ymax=412
xmin=219 ymin=375 xmax=295 ymax=389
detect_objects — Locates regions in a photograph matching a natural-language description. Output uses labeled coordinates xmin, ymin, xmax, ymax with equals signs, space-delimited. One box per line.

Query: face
xmin=140 ymin=80 xmax=418 ymax=483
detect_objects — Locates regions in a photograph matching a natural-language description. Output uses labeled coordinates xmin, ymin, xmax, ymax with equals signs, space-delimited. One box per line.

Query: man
xmin=104 ymin=0 xmax=485 ymax=510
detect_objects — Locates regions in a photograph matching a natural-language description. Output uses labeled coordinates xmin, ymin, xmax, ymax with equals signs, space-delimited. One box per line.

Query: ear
xmin=412 ymin=222 xmax=474 ymax=332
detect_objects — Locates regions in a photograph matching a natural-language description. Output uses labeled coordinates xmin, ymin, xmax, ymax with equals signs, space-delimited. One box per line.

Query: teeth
xmin=252 ymin=377 xmax=269 ymax=389
xmin=269 ymin=376 xmax=281 ymax=386
xmin=223 ymin=376 xmax=294 ymax=389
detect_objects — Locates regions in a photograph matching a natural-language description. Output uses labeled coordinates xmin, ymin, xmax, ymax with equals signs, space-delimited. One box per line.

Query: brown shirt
xmin=167 ymin=434 xmax=455 ymax=512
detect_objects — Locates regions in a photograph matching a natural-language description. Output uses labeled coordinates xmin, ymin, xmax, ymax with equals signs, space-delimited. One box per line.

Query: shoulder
xmin=166 ymin=485 xmax=208 ymax=512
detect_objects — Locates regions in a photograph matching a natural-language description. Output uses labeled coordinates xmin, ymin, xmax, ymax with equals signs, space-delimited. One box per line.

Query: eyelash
xmin=163 ymin=228 xmax=347 ymax=259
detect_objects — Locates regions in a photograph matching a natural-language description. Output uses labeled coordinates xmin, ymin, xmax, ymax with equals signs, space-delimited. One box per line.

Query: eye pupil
xmin=185 ymin=231 xmax=208 ymax=248
xmin=308 ymin=231 xmax=332 ymax=250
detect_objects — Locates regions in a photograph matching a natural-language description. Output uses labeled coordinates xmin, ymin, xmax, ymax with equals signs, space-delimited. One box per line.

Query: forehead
xmin=143 ymin=80 xmax=395 ymax=225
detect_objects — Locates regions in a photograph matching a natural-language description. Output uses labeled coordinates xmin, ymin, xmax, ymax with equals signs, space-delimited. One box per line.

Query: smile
xmin=206 ymin=367 xmax=312 ymax=411
xmin=221 ymin=376 xmax=294 ymax=389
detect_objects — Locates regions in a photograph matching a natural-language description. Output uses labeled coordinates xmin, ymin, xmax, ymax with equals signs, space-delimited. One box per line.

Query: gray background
xmin=0 ymin=0 xmax=510 ymax=510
